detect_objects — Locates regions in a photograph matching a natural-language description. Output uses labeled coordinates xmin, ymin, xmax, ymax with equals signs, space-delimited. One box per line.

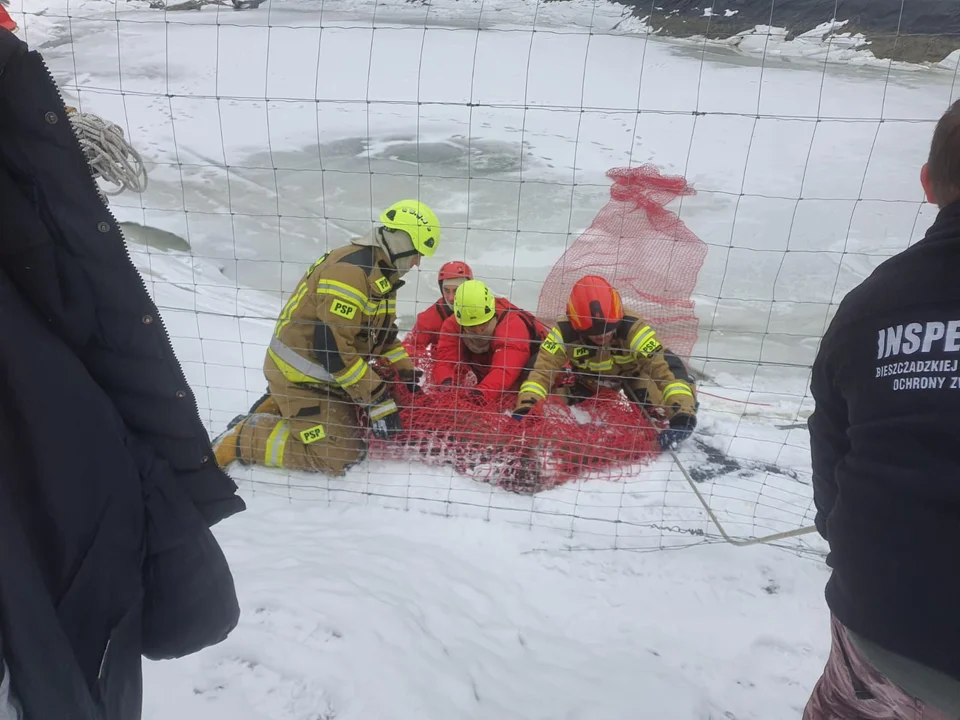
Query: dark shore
xmin=614 ymin=0 xmax=959 ymax=64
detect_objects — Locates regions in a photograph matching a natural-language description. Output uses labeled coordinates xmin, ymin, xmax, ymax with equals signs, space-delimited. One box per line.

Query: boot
xmin=213 ymin=415 xmax=247 ymax=468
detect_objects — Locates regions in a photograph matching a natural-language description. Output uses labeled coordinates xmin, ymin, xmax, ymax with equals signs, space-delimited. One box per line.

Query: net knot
xmin=607 ymin=165 xmax=695 ymax=211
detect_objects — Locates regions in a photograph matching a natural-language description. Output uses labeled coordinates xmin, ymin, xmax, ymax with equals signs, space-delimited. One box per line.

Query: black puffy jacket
xmin=0 ymin=29 xmax=246 ymax=719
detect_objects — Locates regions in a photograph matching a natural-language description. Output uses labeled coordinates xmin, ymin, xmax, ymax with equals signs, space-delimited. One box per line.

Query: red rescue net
xmin=374 ymin=165 xmax=704 ymax=492
xmin=536 ymin=165 xmax=707 ymax=360
xmin=366 ymin=364 xmax=664 ymax=493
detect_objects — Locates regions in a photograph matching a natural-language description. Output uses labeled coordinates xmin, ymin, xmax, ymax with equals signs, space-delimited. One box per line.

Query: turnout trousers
xmin=236 ymin=361 xmax=367 ymax=474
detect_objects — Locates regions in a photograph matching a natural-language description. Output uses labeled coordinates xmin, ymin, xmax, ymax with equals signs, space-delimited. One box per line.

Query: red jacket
xmin=0 ymin=5 xmax=17 ymax=32
xmin=433 ymin=298 xmax=547 ymax=402
xmin=403 ymin=299 xmax=453 ymax=359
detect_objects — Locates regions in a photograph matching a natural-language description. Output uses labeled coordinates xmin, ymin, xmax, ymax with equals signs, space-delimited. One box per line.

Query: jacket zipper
xmin=37 ymin=58 xmax=209 ymax=448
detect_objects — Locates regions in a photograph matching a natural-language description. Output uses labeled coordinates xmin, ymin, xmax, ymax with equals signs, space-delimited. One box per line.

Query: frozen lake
xmin=10 ymin=0 xmax=952 ymax=544
xmin=30 ymin=0 xmax=953 ymax=377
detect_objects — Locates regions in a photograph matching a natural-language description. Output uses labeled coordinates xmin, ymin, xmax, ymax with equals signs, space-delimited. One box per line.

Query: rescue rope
xmin=66 ymin=108 xmax=148 ymax=196
xmin=666 ymin=446 xmax=818 ymax=547
xmin=697 ymin=389 xmax=773 ymax=407
xmin=622 ymin=384 xmax=818 ymax=547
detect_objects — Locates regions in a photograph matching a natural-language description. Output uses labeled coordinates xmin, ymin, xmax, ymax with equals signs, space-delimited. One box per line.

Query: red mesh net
xmin=366 ymin=366 xmax=664 ymax=493
xmin=535 ymin=165 xmax=707 ymax=360
xmin=378 ymin=167 xmax=703 ymax=491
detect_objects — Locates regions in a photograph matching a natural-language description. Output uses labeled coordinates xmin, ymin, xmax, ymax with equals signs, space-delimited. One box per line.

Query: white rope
xmin=67 ymin=109 xmax=148 ymax=196
xmin=663 ymin=446 xmax=818 ymax=547
xmin=621 ymin=383 xmax=819 ymax=548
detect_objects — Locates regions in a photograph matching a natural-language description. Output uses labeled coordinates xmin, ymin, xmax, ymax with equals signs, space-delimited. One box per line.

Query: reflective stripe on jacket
xmin=266 ymin=243 xmax=414 ymax=407
xmin=516 ymin=314 xmax=697 ymax=418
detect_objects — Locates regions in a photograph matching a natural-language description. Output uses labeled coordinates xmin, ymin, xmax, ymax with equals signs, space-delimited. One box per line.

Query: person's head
xmin=438 ymin=261 xmax=473 ymax=307
xmin=377 ymin=199 xmax=440 ymax=275
xmin=454 ymin=279 xmax=498 ymax=352
xmin=922 ymin=100 xmax=960 ymax=208
xmin=567 ymin=275 xmax=624 ymax=346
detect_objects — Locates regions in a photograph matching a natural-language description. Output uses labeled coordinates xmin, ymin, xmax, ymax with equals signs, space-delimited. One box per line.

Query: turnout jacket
xmin=434 ymin=298 xmax=548 ymax=402
xmin=266 ymin=243 xmax=415 ymax=406
xmin=516 ymin=314 xmax=696 ymax=418
xmin=0 ymin=31 xmax=243 ymax=720
xmin=403 ymin=298 xmax=453 ymax=358
xmin=809 ymin=200 xmax=960 ymax=683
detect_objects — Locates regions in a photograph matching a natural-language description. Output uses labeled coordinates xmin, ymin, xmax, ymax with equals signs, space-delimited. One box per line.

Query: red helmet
xmin=438 ymin=260 xmax=473 ymax=290
xmin=567 ymin=275 xmax=624 ymax=335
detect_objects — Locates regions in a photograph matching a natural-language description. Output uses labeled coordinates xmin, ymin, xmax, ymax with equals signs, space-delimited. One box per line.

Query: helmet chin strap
xmin=378 ymin=227 xmax=420 ymax=275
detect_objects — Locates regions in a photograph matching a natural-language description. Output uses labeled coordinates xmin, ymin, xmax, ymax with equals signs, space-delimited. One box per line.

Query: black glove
xmin=511 ymin=404 xmax=533 ymax=421
xmin=369 ymin=396 xmax=403 ymax=440
xmin=658 ymin=412 xmax=696 ymax=451
xmin=396 ymin=367 xmax=424 ymax=394
xmin=629 ymin=386 xmax=650 ymax=407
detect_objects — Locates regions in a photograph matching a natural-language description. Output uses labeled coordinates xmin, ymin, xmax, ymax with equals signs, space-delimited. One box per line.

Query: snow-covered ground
xmin=5 ymin=0 xmax=956 ymax=714
xmin=142 ymin=496 xmax=832 ymax=720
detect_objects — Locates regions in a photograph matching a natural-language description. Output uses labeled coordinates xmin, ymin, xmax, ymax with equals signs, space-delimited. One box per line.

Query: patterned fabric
xmin=804 ymin=616 xmax=954 ymax=720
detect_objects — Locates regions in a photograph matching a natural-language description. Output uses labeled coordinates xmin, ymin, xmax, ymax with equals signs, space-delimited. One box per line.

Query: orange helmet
xmin=567 ymin=275 xmax=624 ymax=335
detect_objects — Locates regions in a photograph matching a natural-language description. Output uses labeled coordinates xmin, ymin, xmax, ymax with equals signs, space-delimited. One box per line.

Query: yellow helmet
xmin=380 ymin=200 xmax=440 ymax=257
xmin=453 ymin=279 xmax=496 ymax=327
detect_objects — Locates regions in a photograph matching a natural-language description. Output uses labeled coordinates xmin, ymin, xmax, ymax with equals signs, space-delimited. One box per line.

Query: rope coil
xmin=66 ymin=107 xmax=148 ymax=196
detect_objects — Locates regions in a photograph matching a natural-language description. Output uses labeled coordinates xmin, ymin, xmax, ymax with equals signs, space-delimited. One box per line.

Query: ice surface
xmin=35 ymin=5 xmax=952 ymax=375
xmin=16 ymin=0 xmax=946 ymax=518
xmin=17 ymin=0 xmax=932 ymax=546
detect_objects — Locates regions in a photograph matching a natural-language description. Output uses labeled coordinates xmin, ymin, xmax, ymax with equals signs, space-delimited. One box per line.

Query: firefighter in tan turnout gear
xmin=213 ymin=200 xmax=440 ymax=474
xmin=513 ymin=275 xmax=698 ymax=450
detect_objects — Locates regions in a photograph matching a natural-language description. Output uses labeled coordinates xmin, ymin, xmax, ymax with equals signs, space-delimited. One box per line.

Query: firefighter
xmin=512 ymin=275 xmax=698 ymax=450
xmin=432 ymin=279 xmax=548 ymax=404
xmin=212 ymin=199 xmax=440 ymax=474
xmin=403 ymin=260 xmax=473 ymax=360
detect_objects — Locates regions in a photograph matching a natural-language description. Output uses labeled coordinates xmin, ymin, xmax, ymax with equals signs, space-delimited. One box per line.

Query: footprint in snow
xmin=250 ymin=604 xmax=343 ymax=645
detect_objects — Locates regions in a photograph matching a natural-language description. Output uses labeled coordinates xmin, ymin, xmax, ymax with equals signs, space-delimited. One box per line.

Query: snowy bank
xmin=143 ymin=495 xmax=832 ymax=720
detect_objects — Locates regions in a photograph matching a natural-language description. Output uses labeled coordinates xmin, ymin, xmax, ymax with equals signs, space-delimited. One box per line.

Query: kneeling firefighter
xmin=214 ymin=200 xmax=440 ymax=474
xmin=513 ymin=275 xmax=698 ymax=450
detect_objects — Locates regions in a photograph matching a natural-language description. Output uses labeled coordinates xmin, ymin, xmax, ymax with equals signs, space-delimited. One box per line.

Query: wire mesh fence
xmin=11 ymin=0 xmax=955 ymax=554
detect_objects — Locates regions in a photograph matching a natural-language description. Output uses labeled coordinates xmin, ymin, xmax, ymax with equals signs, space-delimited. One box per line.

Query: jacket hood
xmin=350 ymin=226 xmax=418 ymax=277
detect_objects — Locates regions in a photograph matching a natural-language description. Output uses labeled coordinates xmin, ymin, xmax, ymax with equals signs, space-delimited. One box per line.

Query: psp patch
xmin=299 ymin=424 xmax=326 ymax=444
xmin=375 ymin=276 xmax=392 ymax=293
xmin=573 ymin=346 xmax=591 ymax=358
xmin=541 ymin=338 xmax=561 ymax=355
xmin=636 ymin=336 xmax=663 ymax=358
xmin=330 ymin=299 xmax=359 ymax=320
